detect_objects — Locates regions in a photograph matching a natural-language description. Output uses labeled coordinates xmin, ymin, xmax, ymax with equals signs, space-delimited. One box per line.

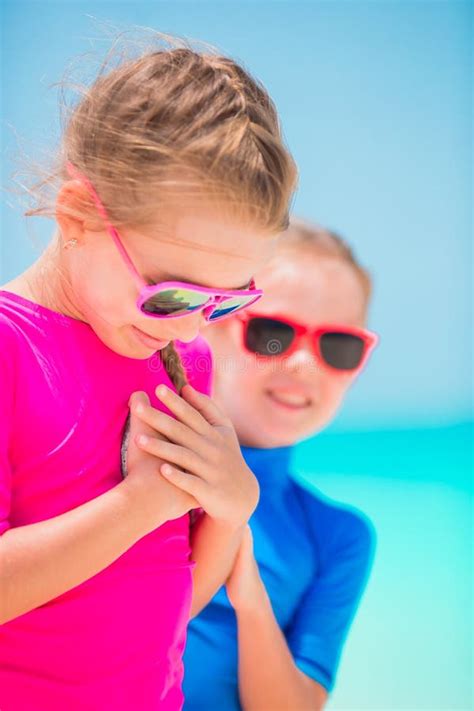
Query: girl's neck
xmin=1 ymin=245 xmax=84 ymax=321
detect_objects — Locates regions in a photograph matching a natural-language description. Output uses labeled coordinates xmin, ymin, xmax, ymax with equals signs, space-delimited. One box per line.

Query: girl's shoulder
xmin=175 ymin=333 xmax=213 ymax=360
xmin=175 ymin=334 xmax=213 ymax=396
xmin=0 ymin=291 xmax=41 ymax=361
xmin=0 ymin=303 xmax=22 ymax=353
xmin=290 ymin=476 xmax=377 ymax=564
xmin=0 ymin=309 xmax=21 ymax=398
xmin=1 ymin=290 xmax=36 ymax=333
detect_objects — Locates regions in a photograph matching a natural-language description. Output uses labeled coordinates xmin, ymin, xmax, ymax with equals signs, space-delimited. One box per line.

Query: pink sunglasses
xmin=65 ymin=162 xmax=263 ymax=321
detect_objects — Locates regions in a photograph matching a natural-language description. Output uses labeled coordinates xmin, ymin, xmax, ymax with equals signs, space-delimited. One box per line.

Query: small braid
xmin=160 ymin=342 xmax=188 ymax=393
xmin=121 ymin=342 xmax=187 ymax=480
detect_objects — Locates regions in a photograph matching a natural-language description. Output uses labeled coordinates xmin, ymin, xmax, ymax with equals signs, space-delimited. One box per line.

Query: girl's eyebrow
xmin=146 ymin=273 xmax=251 ymax=290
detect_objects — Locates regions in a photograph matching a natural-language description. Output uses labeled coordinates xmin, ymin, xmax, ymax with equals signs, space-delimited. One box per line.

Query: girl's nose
xmin=171 ymin=311 xmax=206 ymax=343
xmin=283 ymin=334 xmax=319 ymax=372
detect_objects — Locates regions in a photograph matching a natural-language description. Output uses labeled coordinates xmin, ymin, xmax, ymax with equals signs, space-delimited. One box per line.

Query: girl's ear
xmin=55 ymin=180 xmax=102 ymax=246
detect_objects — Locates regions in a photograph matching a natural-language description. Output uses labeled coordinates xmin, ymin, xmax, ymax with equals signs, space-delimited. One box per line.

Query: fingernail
xmin=156 ymin=385 xmax=168 ymax=399
xmin=135 ymin=403 xmax=144 ymax=414
xmin=137 ymin=434 xmax=148 ymax=445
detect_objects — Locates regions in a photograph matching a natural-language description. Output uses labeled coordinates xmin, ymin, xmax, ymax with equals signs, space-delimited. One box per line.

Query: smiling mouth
xmin=265 ymin=389 xmax=312 ymax=410
xmin=131 ymin=325 xmax=170 ymax=350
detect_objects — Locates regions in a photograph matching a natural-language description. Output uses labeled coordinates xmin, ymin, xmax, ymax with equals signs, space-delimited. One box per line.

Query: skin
xmin=206 ymin=248 xmax=368 ymax=448
xmin=3 ymin=180 xmax=275 ymax=354
xmin=202 ymin=248 xmax=370 ymax=710
xmin=0 ymin=178 xmax=276 ymax=625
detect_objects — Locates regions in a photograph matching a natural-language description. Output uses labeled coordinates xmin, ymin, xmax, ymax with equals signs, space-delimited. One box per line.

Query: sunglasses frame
xmin=137 ymin=281 xmax=263 ymax=321
xmin=65 ymin=162 xmax=263 ymax=321
xmin=237 ymin=312 xmax=379 ymax=375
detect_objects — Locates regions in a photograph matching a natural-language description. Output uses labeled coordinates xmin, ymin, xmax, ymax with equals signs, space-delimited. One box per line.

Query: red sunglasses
xmin=237 ymin=312 xmax=379 ymax=374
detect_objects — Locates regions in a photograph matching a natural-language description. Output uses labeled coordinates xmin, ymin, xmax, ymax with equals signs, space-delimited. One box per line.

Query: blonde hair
xmin=277 ymin=217 xmax=373 ymax=317
xmin=20 ymin=32 xmax=298 ymax=389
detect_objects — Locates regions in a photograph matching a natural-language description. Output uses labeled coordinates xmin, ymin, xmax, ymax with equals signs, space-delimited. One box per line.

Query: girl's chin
xmin=239 ymin=417 xmax=308 ymax=449
xmin=131 ymin=325 xmax=170 ymax=351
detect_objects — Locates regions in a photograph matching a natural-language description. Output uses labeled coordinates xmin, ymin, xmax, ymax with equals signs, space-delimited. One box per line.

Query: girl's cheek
xmin=319 ymin=377 xmax=354 ymax=420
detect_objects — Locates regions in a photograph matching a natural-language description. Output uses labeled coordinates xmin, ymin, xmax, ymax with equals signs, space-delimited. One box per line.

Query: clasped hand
xmin=129 ymin=383 xmax=260 ymax=530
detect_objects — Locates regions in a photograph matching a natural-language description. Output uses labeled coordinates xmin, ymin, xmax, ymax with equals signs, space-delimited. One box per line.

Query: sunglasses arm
xmin=66 ymin=161 xmax=147 ymax=291
xmin=106 ymin=225 xmax=147 ymax=291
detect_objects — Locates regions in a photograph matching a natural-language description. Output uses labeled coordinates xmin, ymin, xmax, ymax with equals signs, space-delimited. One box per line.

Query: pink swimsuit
xmin=0 ymin=291 xmax=212 ymax=711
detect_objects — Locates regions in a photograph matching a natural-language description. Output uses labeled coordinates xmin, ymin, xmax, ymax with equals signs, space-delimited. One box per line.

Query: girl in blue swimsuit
xmin=183 ymin=218 xmax=379 ymax=710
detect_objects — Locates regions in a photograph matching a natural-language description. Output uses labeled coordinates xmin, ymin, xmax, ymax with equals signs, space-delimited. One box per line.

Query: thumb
xmin=128 ymin=391 xmax=156 ymax=438
xmin=128 ymin=390 xmax=150 ymax=410
xmin=123 ymin=392 xmax=158 ymax=477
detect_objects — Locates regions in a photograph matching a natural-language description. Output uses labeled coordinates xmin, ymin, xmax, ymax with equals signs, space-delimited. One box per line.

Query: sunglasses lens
xmin=208 ymin=295 xmax=258 ymax=322
xmin=141 ymin=288 xmax=209 ymax=316
xmin=245 ymin=317 xmax=295 ymax=356
xmin=319 ymin=332 xmax=365 ymax=370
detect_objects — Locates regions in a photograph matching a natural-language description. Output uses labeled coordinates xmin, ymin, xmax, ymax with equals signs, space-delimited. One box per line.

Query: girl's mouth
xmin=131 ymin=325 xmax=170 ymax=350
xmin=264 ymin=388 xmax=312 ymax=411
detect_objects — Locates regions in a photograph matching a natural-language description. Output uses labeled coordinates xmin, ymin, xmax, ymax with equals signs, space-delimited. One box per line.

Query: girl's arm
xmin=228 ymin=527 xmax=328 ymax=711
xmin=0 ymin=392 xmax=198 ymax=625
xmin=131 ymin=383 xmax=260 ymax=617
xmin=236 ymin=591 xmax=328 ymax=711
xmin=189 ymin=512 xmax=244 ymax=618
xmin=0 ymin=481 xmax=144 ymax=624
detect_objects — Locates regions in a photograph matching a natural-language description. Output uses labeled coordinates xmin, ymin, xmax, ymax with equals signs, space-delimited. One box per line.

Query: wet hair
xmin=20 ymin=31 xmax=298 ymax=389
xmin=276 ymin=216 xmax=373 ymax=317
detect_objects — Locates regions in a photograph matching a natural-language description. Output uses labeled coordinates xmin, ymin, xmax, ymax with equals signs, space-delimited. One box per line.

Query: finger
xmin=123 ymin=392 xmax=156 ymax=477
xmin=136 ymin=435 xmax=204 ymax=477
xmin=181 ymin=384 xmax=231 ymax=427
xmin=129 ymin=390 xmax=150 ymax=411
xmin=132 ymin=399 xmax=203 ymax=452
xmin=160 ymin=462 xmax=205 ymax=501
xmin=155 ymin=385 xmax=210 ymax=435
xmin=128 ymin=390 xmax=155 ymax=439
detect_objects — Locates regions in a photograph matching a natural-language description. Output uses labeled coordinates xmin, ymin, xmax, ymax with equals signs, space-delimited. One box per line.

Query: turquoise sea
xmin=293 ymin=422 xmax=473 ymax=709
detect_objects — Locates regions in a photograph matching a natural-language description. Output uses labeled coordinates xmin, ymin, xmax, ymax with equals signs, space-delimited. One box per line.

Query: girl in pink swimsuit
xmin=0 ymin=37 xmax=296 ymax=711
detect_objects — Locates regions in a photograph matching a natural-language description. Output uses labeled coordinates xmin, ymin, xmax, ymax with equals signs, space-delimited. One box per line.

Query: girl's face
xmin=204 ymin=249 xmax=368 ymax=448
xmin=56 ymin=185 xmax=275 ymax=358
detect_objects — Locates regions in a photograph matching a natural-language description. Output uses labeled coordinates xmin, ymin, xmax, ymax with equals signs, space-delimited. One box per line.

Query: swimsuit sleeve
xmin=286 ymin=502 xmax=377 ymax=693
xmin=177 ymin=334 xmax=214 ymax=397
xmin=0 ymin=318 xmax=17 ymax=536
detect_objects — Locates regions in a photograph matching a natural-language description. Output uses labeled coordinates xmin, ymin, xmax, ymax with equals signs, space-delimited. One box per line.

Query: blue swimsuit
xmin=183 ymin=445 xmax=376 ymax=710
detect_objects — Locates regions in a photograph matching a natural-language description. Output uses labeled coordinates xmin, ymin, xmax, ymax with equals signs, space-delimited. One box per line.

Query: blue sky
xmin=1 ymin=1 xmax=472 ymax=429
